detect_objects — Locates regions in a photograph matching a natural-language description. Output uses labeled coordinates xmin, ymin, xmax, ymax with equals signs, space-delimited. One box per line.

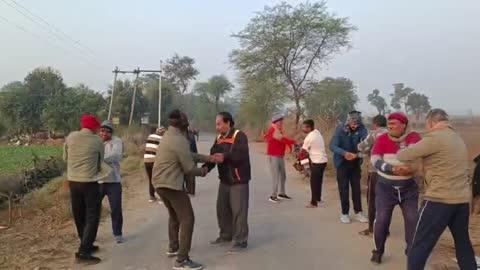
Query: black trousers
xmin=367 ymin=172 xmax=378 ymax=232
xmin=69 ymin=181 xmax=101 ymax=254
xmin=217 ymin=182 xmax=249 ymax=244
xmin=408 ymin=201 xmax=476 ymax=270
xmin=145 ymin=162 xmax=155 ymax=198
xmin=156 ymin=188 xmax=195 ymax=263
xmin=310 ymin=163 xmax=327 ymax=205
xmin=336 ymin=162 xmax=363 ymax=215
xmin=99 ymin=183 xmax=123 ymax=236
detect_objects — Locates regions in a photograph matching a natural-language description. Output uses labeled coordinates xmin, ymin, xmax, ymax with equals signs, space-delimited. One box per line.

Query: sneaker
xmin=354 ymin=212 xmax=369 ymax=223
xmin=173 ymin=259 xmax=204 ymax=270
xmin=88 ymin=245 xmax=100 ymax=253
xmin=318 ymin=200 xmax=326 ymax=207
xmin=370 ymin=250 xmax=383 ymax=265
xmin=358 ymin=229 xmax=371 ymax=236
xmin=269 ymin=196 xmax=280 ymax=203
xmin=340 ymin=214 xmax=351 ymax=224
xmin=115 ymin=235 xmax=124 ymax=244
xmin=228 ymin=242 xmax=248 ymax=254
xmin=148 ymin=197 xmax=157 ymax=203
xmin=305 ymin=203 xmax=318 ymax=208
xmin=278 ymin=194 xmax=292 ymax=200
xmin=75 ymin=253 xmax=101 ymax=265
xmin=166 ymin=248 xmax=179 ymax=257
xmin=209 ymin=237 xmax=231 ymax=245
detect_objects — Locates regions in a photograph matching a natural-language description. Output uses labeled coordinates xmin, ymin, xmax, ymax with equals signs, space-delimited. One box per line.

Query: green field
xmin=0 ymin=145 xmax=62 ymax=176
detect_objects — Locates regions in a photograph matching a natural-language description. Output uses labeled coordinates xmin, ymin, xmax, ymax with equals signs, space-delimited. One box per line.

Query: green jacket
xmin=397 ymin=126 xmax=471 ymax=204
xmin=63 ymin=129 xmax=104 ymax=182
xmin=152 ymin=127 xmax=209 ymax=191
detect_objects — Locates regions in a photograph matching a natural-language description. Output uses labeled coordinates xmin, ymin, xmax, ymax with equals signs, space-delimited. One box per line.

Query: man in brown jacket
xmin=397 ymin=109 xmax=477 ymax=270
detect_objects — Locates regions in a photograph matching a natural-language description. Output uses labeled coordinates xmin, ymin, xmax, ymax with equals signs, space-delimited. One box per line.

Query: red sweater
xmin=264 ymin=126 xmax=296 ymax=157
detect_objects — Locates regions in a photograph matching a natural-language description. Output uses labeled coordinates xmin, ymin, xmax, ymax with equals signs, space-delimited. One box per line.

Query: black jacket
xmin=205 ymin=128 xmax=251 ymax=185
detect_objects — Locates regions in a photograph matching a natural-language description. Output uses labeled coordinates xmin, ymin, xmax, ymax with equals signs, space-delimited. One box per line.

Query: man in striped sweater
xmin=144 ymin=126 xmax=165 ymax=203
xmin=369 ymin=112 xmax=421 ymax=265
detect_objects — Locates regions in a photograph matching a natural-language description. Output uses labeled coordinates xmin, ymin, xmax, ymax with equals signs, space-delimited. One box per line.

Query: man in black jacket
xmin=205 ymin=112 xmax=251 ymax=254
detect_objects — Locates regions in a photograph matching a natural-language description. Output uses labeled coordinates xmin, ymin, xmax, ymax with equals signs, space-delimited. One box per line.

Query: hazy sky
xmin=1 ymin=0 xmax=479 ymax=115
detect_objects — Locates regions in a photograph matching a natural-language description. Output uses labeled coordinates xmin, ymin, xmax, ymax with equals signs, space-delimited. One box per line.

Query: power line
xmin=0 ymin=14 xmax=108 ymax=71
xmin=6 ymin=0 xmax=96 ymax=57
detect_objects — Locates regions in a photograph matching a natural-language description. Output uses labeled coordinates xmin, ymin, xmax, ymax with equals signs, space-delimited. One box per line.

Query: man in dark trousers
xmin=205 ymin=112 xmax=251 ymax=254
xmin=329 ymin=111 xmax=368 ymax=224
xmin=152 ymin=110 xmax=215 ymax=270
xmin=63 ymin=114 xmax=104 ymax=264
xmin=398 ymin=109 xmax=477 ymax=270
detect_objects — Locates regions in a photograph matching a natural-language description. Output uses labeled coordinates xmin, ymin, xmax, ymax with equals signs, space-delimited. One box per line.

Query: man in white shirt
xmin=301 ymin=119 xmax=328 ymax=208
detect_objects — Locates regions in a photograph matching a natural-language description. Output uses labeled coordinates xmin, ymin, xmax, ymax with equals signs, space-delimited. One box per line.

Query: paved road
xmin=86 ymin=136 xmax=411 ymax=270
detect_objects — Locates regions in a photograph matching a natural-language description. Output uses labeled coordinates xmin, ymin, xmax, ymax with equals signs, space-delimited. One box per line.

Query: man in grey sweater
xmin=397 ymin=109 xmax=477 ymax=270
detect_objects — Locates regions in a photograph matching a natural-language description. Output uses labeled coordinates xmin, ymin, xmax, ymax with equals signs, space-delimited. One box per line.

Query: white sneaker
xmin=354 ymin=212 xmax=369 ymax=223
xmin=340 ymin=214 xmax=351 ymax=224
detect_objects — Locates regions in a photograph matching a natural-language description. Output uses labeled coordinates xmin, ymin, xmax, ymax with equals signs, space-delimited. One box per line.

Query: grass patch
xmin=0 ymin=145 xmax=62 ymax=176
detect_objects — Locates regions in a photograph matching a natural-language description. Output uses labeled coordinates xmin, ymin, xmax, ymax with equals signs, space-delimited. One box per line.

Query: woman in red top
xmin=264 ymin=114 xmax=296 ymax=203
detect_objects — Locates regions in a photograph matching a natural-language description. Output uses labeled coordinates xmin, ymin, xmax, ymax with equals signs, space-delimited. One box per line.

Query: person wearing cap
xmin=369 ymin=112 xmax=422 ymax=265
xmin=98 ymin=120 xmax=124 ymax=244
xmin=144 ymin=126 xmax=166 ymax=203
xmin=264 ymin=114 xmax=296 ymax=203
xmin=63 ymin=114 xmax=104 ymax=264
xmin=397 ymin=109 xmax=477 ymax=270
xmin=329 ymin=111 xmax=368 ymax=224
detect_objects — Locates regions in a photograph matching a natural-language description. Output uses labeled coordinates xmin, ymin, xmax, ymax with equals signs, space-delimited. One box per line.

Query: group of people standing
xmin=63 ymin=107 xmax=477 ymax=270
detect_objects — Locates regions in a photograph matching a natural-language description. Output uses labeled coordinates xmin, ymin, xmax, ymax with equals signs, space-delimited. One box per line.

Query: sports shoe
xmin=209 ymin=237 xmax=231 ymax=245
xmin=166 ymin=248 xmax=179 ymax=257
xmin=228 ymin=242 xmax=248 ymax=254
xmin=306 ymin=203 xmax=318 ymax=208
xmin=354 ymin=212 xmax=369 ymax=223
xmin=148 ymin=197 xmax=156 ymax=203
xmin=115 ymin=235 xmax=124 ymax=244
xmin=173 ymin=259 xmax=204 ymax=270
xmin=75 ymin=253 xmax=101 ymax=265
xmin=358 ymin=229 xmax=371 ymax=236
xmin=340 ymin=214 xmax=351 ymax=224
xmin=317 ymin=200 xmax=326 ymax=207
xmin=278 ymin=194 xmax=292 ymax=200
xmin=88 ymin=245 xmax=100 ymax=253
xmin=269 ymin=196 xmax=280 ymax=203
xmin=370 ymin=250 xmax=383 ymax=265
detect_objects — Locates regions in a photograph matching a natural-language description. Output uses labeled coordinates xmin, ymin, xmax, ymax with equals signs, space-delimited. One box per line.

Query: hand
xmin=344 ymin=152 xmax=357 ymax=161
xmin=393 ymin=165 xmax=412 ymax=176
xmin=206 ymin=155 xmax=216 ymax=163
xmin=213 ymin=153 xmax=224 ymax=163
xmin=200 ymin=166 xmax=209 ymax=177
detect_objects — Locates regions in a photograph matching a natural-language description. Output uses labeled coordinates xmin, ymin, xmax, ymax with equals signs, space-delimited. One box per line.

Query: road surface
xmin=85 ymin=136 xmax=413 ymax=270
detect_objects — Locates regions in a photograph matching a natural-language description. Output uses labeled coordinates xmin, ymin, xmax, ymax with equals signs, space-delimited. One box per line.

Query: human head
xmin=80 ymin=114 xmax=101 ymax=133
xmin=168 ymin=109 xmax=189 ymax=132
xmin=425 ymin=108 xmax=449 ymax=131
xmin=99 ymin=120 xmax=113 ymax=142
xmin=156 ymin=126 xmax=166 ymax=136
xmin=387 ymin=112 xmax=408 ymax=138
xmin=216 ymin=112 xmax=234 ymax=134
xmin=302 ymin=119 xmax=315 ymax=134
xmin=346 ymin=110 xmax=362 ymax=131
xmin=271 ymin=114 xmax=284 ymax=129
xmin=372 ymin=115 xmax=387 ymax=130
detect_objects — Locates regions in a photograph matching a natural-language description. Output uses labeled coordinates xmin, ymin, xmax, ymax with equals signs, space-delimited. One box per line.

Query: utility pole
xmin=158 ymin=61 xmax=162 ymax=127
xmin=108 ymin=67 xmax=119 ymax=120
xmin=128 ymin=68 xmax=140 ymax=126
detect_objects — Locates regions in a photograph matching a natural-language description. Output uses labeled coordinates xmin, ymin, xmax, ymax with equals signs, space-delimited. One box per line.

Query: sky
xmin=0 ymin=0 xmax=479 ymax=115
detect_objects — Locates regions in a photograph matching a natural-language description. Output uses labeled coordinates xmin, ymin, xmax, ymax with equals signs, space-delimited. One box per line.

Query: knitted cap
xmin=81 ymin=114 xmax=101 ymax=131
xmin=388 ymin=112 xmax=409 ymax=124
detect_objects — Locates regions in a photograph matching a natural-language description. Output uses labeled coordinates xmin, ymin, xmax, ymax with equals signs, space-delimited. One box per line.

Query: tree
xmin=367 ymin=89 xmax=387 ymax=115
xmin=305 ymin=77 xmax=358 ymax=128
xmin=230 ymin=1 xmax=356 ymax=125
xmin=107 ymin=79 xmax=148 ymax=125
xmin=237 ymin=71 xmax=286 ymax=134
xmin=194 ymin=75 xmax=233 ymax=112
xmin=163 ymin=54 xmax=199 ymax=94
xmin=406 ymin=93 xmax=431 ymax=122
xmin=391 ymin=83 xmax=414 ymax=111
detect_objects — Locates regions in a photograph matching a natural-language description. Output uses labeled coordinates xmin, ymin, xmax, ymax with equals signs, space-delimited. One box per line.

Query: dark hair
xmin=303 ymin=119 xmax=315 ymax=129
xmin=217 ymin=112 xmax=235 ymax=127
xmin=426 ymin=108 xmax=449 ymax=123
xmin=372 ymin=115 xmax=387 ymax=127
xmin=168 ymin=109 xmax=188 ymax=129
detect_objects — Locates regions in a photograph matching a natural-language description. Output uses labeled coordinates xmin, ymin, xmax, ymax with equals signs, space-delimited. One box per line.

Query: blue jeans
xmin=99 ymin=183 xmax=123 ymax=237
